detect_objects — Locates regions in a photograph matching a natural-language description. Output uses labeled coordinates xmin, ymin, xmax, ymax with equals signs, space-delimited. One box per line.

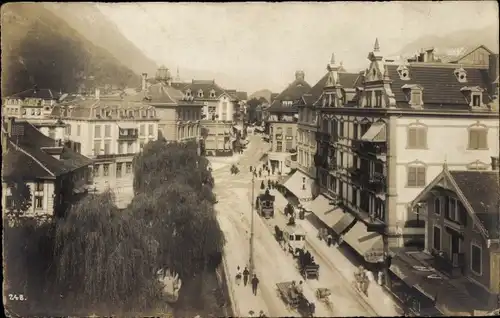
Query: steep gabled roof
xmin=267 ymin=78 xmax=311 ymax=113
xmin=410 ymin=166 xmax=499 ymax=240
xmin=2 ymin=121 xmax=93 ymax=179
xmin=386 ymin=64 xmax=492 ymax=110
xmin=450 ymin=45 xmax=496 ymax=63
xmin=449 ymin=170 xmax=499 ymax=239
xmin=146 ymin=82 xmax=184 ymax=105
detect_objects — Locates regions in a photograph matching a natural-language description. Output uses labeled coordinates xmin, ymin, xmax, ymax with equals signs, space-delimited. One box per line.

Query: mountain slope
xmin=396 ymin=24 xmax=499 ymax=58
xmin=43 ymin=3 xmax=158 ymax=76
xmin=1 ymin=3 xmax=140 ymax=97
xmin=249 ymin=89 xmax=273 ymax=103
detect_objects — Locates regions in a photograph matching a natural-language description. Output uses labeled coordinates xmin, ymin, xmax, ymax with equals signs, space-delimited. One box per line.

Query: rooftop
xmin=2 ymin=119 xmax=93 ymax=179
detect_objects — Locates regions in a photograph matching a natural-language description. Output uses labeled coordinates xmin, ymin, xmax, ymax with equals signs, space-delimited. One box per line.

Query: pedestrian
xmin=327 ymin=234 xmax=333 ymax=247
xmin=259 ymin=310 xmax=267 ymax=317
xmin=251 ymin=274 xmax=259 ymax=296
xmin=250 ymin=166 xmax=253 ymax=173
xmin=365 ymin=269 xmax=374 ymax=284
xmin=267 ymin=179 xmax=271 ymax=189
xmin=235 ymin=266 xmax=242 ymax=286
xmin=243 ymin=267 xmax=250 ymax=286
xmin=377 ymin=271 xmax=384 ymax=286
xmin=338 ymin=234 xmax=344 ymax=245
xmin=259 ymin=170 xmax=262 ymax=178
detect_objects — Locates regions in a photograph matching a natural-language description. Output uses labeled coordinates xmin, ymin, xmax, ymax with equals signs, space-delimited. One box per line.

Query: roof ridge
xmin=8 ymin=140 xmax=55 ymax=177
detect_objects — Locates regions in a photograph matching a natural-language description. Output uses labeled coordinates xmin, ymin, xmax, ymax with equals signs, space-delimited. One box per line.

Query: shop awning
xmin=118 ymin=122 xmax=138 ymax=129
xmin=361 ymin=122 xmax=386 ymax=142
xmin=343 ymin=221 xmax=383 ymax=258
xmin=283 ymin=170 xmax=313 ymax=202
xmin=331 ymin=212 xmax=356 ymax=235
xmin=309 ymin=195 xmax=344 ymax=227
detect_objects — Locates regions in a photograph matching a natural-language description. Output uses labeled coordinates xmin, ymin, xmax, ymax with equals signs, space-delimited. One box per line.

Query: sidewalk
xmin=270 ymin=189 xmax=402 ymax=317
xmin=220 ymin=223 xmax=270 ymax=318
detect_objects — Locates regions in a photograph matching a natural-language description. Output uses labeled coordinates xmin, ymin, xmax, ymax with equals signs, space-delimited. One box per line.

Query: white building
xmin=51 ymin=90 xmax=159 ymax=208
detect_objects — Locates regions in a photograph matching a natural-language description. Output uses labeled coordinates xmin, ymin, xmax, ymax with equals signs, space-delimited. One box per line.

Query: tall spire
xmin=374 ymin=38 xmax=380 ymax=52
xmin=176 ymin=66 xmax=180 ymax=78
xmin=330 ymin=53 xmax=336 ymax=65
xmin=327 ymin=52 xmax=338 ymax=71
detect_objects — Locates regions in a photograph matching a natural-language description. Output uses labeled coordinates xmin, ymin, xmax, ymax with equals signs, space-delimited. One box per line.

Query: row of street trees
xmin=4 ymin=139 xmax=224 ymax=316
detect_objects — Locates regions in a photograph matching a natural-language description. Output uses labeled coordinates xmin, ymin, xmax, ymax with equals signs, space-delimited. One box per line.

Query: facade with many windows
xmin=266 ymin=71 xmax=311 ymax=174
xmin=142 ymin=67 xmax=204 ymax=142
xmin=314 ymin=39 xmax=499 ymax=260
xmin=51 ymin=92 xmax=159 ymax=208
xmin=172 ymin=78 xmax=243 ymax=155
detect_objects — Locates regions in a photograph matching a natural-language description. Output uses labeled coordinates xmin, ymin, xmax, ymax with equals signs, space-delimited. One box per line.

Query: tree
xmin=5 ymin=177 xmax=32 ymax=219
xmin=54 ymin=190 xmax=161 ymax=312
xmin=131 ymin=139 xmax=224 ymax=278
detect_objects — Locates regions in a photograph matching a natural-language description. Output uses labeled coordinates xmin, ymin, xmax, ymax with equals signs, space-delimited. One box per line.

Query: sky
xmin=97 ymin=1 xmax=498 ymax=94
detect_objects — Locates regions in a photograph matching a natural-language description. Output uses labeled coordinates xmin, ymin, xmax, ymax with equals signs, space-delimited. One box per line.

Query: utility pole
xmin=249 ymin=173 xmax=255 ymax=277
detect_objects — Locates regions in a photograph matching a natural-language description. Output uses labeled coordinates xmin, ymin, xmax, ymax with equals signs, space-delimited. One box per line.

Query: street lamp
xmin=249 ymin=173 xmax=256 ymax=277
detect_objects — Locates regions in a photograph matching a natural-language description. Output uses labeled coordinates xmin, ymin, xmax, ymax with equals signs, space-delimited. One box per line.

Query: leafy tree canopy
xmin=5 ymin=177 xmax=32 ymax=219
xmin=54 ymin=191 xmax=161 ymax=311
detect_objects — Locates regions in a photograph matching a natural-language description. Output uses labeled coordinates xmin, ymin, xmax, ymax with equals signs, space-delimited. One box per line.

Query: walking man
xmin=251 ymin=274 xmax=260 ymax=296
xmin=235 ymin=266 xmax=242 ymax=286
xmin=243 ymin=267 xmax=250 ymax=286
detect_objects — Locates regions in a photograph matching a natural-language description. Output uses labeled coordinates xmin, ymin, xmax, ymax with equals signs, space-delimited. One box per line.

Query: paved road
xmin=212 ymin=135 xmax=385 ymax=317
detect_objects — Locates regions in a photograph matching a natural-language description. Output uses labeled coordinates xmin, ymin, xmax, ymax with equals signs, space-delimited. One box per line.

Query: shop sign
xmin=286 ymin=136 xmax=293 ymax=140
xmin=364 ymin=250 xmax=384 ymax=263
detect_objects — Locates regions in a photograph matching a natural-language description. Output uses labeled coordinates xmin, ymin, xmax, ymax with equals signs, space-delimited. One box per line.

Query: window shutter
xmin=408 ymin=128 xmax=417 ymax=148
xmin=417 ymin=167 xmax=426 ymax=186
xmin=479 ymin=130 xmax=487 ymax=149
xmin=408 ymin=167 xmax=417 ymax=186
xmin=458 ymin=202 xmax=467 ymax=226
xmin=469 ymin=130 xmax=478 ymax=149
xmin=444 ymin=197 xmax=451 ymax=219
xmin=418 ymin=128 xmax=427 ymax=148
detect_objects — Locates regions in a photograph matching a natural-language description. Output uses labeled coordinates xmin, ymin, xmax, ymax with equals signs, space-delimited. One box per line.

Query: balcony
xmin=368 ymin=172 xmax=386 ymax=193
xmin=118 ymin=129 xmax=139 ymax=140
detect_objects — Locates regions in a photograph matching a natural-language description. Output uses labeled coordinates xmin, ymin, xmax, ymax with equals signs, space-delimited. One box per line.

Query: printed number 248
xmin=9 ymin=294 xmax=25 ymax=301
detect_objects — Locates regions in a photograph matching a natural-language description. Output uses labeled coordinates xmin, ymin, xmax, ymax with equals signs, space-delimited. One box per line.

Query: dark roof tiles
xmin=9 ymin=88 xmax=60 ymax=100
xmin=450 ymin=170 xmax=500 ymax=239
xmin=267 ymin=79 xmax=312 ymax=112
xmin=3 ymin=121 xmax=93 ymax=179
xmin=386 ymin=64 xmax=492 ymax=108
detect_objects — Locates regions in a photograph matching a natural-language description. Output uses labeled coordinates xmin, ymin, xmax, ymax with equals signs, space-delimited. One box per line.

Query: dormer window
xmin=411 ymin=90 xmax=422 ymax=105
xmin=210 ymin=89 xmax=216 ymax=98
xmin=186 ymin=89 xmax=192 ymax=97
xmin=472 ymin=93 xmax=482 ymax=107
xmin=454 ymin=67 xmax=467 ymax=83
xmin=198 ymin=89 xmax=204 ymax=98
xmin=397 ymin=65 xmax=410 ymax=80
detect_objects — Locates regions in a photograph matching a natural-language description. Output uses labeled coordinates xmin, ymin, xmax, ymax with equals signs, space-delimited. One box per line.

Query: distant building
xmin=2 ymin=118 xmax=93 ymax=218
xmin=265 ymin=70 xmax=311 ymax=174
xmin=142 ymin=66 xmax=204 ymax=142
xmin=173 ymin=79 xmax=242 ymax=156
xmin=2 ymin=86 xmax=61 ymax=124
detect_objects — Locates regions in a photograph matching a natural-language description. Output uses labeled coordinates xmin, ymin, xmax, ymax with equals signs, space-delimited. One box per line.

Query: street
xmin=213 ymin=135 xmax=379 ymax=317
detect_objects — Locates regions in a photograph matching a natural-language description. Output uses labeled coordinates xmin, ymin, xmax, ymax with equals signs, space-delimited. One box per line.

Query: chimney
xmin=425 ymin=48 xmax=435 ymax=62
xmin=489 ymin=54 xmax=499 ymax=96
xmin=142 ymin=73 xmax=148 ymax=91
xmin=491 ymin=156 xmax=499 ymax=171
xmin=295 ymin=70 xmax=305 ymax=81
xmin=95 ymin=88 xmax=100 ymax=100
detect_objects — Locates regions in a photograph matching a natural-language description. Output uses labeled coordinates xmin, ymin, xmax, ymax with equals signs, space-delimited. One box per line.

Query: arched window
xmin=468 ymin=123 xmax=488 ymax=150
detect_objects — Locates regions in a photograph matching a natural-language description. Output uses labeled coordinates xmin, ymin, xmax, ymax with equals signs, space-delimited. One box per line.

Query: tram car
xmin=256 ymin=189 xmax=275 ymax=218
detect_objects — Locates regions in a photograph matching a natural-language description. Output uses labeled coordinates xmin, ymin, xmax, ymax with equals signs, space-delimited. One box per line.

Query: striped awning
xmin=361 ymin=122 xmax=386 ymax=142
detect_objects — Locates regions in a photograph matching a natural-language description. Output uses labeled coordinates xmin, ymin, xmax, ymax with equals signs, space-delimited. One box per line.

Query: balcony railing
xmin=368 ymin=172 xmax=386 ymax=193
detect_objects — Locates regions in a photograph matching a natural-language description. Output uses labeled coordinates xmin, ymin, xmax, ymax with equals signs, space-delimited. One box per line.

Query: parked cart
xmin=276 ymin=281 xmax=315 ymax=317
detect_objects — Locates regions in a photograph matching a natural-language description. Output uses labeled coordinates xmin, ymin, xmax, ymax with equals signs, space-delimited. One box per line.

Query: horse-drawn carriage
xmin=297 ymin=249 xmax=320 ymax=279
xmin=276 ymin=281 xmax=315 ymax=317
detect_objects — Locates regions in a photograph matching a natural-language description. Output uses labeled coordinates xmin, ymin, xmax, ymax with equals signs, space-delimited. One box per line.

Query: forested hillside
xmin=1 ymin=3 xmax=140 ymax=97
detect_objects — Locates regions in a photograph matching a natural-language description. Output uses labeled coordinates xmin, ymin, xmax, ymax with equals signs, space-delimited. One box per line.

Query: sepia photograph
xmin=1 ymin=1 xmax=499 ymax=317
